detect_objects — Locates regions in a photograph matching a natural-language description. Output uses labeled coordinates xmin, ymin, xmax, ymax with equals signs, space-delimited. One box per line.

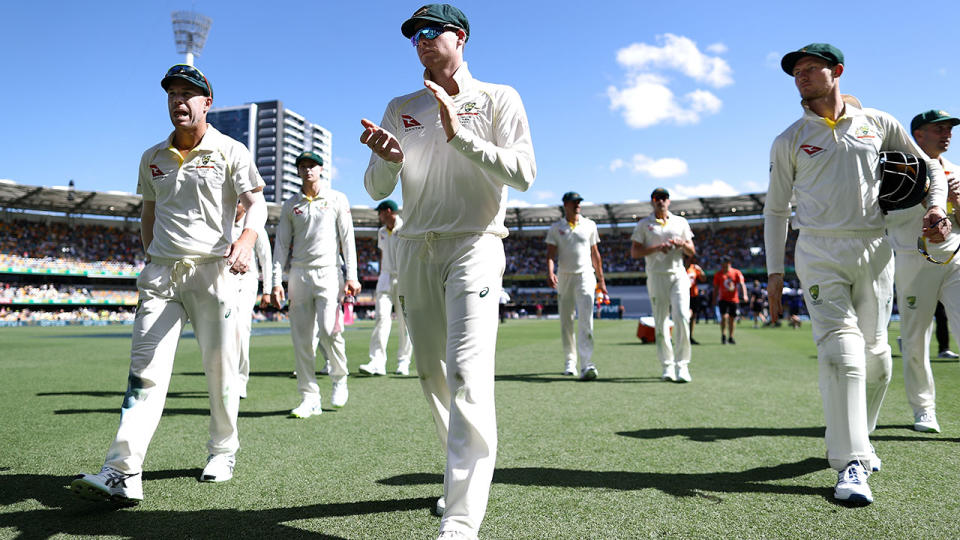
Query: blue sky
xmin=2 ymin=0 xmax=959 ymax=210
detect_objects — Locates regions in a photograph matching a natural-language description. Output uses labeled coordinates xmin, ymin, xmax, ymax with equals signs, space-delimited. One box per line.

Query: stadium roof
xmin=0 ymin=179 xmax=768 ymax=229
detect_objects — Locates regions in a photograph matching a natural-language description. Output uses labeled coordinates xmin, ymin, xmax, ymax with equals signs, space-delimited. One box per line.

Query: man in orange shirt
xmin=713 ymin=258 xmax=747 ymax=344
xmin=686 ymin=255 xmax=705 ymax=345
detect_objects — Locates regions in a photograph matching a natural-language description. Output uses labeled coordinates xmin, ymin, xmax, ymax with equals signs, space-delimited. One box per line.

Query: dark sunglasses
xmin=164 ymin=64 xmax=212 ymax=97
xmin=917 ymin=235 xmax=960 ymax=265
xmin=410 ymin=25 xmax=458 ymax=47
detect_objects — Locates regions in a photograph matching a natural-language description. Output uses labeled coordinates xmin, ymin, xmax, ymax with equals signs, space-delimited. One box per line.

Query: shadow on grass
xmin=379 ymin=458 xmax=827 ymax=501
xmin=39 ymin=390 xmax=208 ymax=399
xmin=617 ymin=426 xmax=825 ymax=442
xmin=494 ymin=373 xmax=660 ymax=384
xmin=54 ymin=408 xmax=292 ymax=418
xmin=0 ymin=470 xmax=432 ymax=539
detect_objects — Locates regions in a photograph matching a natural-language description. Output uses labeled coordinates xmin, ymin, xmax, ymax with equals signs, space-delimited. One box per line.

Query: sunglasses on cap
xmin=410 ymin=25 xmax=459 ymax=47
xmin=163 ymin=64 xmax=212 ymax=97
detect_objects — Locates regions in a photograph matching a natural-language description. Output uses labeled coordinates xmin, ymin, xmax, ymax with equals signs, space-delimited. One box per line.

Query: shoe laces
xmin=840 ymin=461 xmax=867 ymax=484
xmin=918 ymin=412 xmax=934 ymax=423
xmin=101 ymin=467 xmax=138 ymax=488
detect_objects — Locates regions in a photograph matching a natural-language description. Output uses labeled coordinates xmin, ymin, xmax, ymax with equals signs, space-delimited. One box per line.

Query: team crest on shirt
xmin=800 ymin=145 xmax=825 ymax=157
xmin=856 ymin=125 xmax=876 ymax=139
xmin=808 ymin=284 xmax=823 ymax=305
xmin=906 ymin=296 xmax=917 ymax=309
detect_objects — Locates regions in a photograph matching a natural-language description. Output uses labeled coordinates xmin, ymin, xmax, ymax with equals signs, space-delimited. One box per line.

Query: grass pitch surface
xmin=1 ymin=318 xmax=959 ymax=539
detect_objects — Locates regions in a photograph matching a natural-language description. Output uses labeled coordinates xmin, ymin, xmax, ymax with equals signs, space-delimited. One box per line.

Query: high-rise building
xmin=207 ymin=100 xmax=332 ymax=202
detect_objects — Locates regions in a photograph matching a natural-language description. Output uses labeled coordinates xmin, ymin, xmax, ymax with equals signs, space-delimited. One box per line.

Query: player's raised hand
xmin=767 ymin=273 xmax=784 ymax=324
xmin=360 ymin=119 xmax=404 ymax=163
xmin=424 ymin=80 xmax=459 ymax=142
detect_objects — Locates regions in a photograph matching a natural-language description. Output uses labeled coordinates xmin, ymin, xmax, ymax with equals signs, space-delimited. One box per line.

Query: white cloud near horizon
xmin=610 ymin=154 xmax=688 ymax=178
xmin=608 ymin=34 xmax=732 ymax=128
xmin=669 ymin=179 xmax=739 ymax=200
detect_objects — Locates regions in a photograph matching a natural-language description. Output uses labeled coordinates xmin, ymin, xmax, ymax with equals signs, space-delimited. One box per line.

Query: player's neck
xmin=654 ymin=209 xmax=668 ymax=220
xmin=172 ymin=123 xmax=208 ymax=156
xmin=302 ymin=181 xmax=320 ymax=198
xmin=426 ymin=59 xmax=463 ymax=96
xmin=807 ymin=93 xmax=844 ymax=122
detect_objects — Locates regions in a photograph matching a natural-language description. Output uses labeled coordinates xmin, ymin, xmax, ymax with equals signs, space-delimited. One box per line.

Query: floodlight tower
xmin=171 ymin=11 xmax=212 ymax=66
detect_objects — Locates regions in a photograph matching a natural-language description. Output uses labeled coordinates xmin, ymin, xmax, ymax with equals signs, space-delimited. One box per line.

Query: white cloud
xmin=608 ymin=34 xmax=732 ymax=128
xmin=766 ymin=51 xmax=782 ymax=70
xmin=706 ymin=43 xmax=728 ymax=55
xmin=534 ymin=190 xmax=555 ymax=201
xmin=614 ymin=153 xmax=688 ymax=178
xmin=669 ymin=179 xmax=739 ymax=199
xmin=506 ymin=198 xmax=533 ymax=208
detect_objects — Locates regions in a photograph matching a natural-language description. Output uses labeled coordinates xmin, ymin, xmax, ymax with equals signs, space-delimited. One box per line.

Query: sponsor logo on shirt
xmin=800 ymin=145 xmax=824 ymax=157
xmin=402 ymin=114 xmax=423 ymax=131
xmin=150 ymin=164 xmax=164 ymax=177
xmin=293 ymin=207 xmax=303 ymax=215
xmin=479 ymin=287 xmax=490 ymax=298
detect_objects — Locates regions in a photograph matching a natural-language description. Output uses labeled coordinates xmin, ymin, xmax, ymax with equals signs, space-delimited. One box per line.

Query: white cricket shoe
xmin=437 ymin=531 xmax=476 ymax=540
xmin=676 ymin=366 xmax=692 ymax=383
xmin=331 ymin=378 xmax=348 ymax=407
xmin=834 ymin=461 xmax=873 ymax=505
xmin=201 ymin=453 xmax=235 ymax=483
xmin=914 ymin=411 xmax=941 ymax=433
xmin=662 ymin=368 xmax=677 ymax=382
xmin=579 ymin=366 xmax=598 ymax=381
xmin=563 ymin=362 xmax=576 ymax=376
xmin=395 ymin=361 xmax=410 ymax=375
xmin=318 ymin=362 xmax=331 ymax=375
xmin=868 ymin=444 xmax=881 ymax=472
xmin=71 ymin=466 xmax=143 ymax=506
xmin=938 ymin=350 xmax=959 ymax=359
xmin=358 ymin=363 xmax=386 ymax=376
xmin=433 ymin=496 xmax=446 ymax=516
xmin=290 ymin=399 xmax=322 ymax=419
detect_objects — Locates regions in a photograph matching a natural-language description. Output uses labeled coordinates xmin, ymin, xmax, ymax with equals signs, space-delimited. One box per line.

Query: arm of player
xmin=546 ymin=243 xmax=559 ymax=289
xmin=337 ymin=195 xmax=361 ymax=296
xmin=254 ymin=226 xmax=273 ymax=306
xmin=590 ymin=244 xmax=607 ymax=295
xmin=225 ymin=189 xmax=266 ymax=274
xmin=425 ymin=81 xmax=537 ymax=193
xmin=140 ymin=200 xmax=155 ymax=261
xmin=631 ymin=241 xmax=669 ymax=258
xmin=361 ymin=103 xmax=404 ymax=200
xmin=270 ymin=205 xmax=293 ymax=309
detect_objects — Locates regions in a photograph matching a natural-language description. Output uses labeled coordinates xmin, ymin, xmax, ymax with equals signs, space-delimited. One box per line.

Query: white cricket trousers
xmin=647 ymin=270 xmax=691 ymax=370
xmin=557 ymin=271 xmax=597 ymax=371
xmin=105 ymin=258 xmax=241 ymax=473
xmin=288 ymin=265 xmax=348 ymax=401
xmin=237 ymin=271 xmax=260 ymax=389
xmin=368 ymin=288 xmax=413 ymax=371
xmin=395 ymin=233 xmax=503 ymax=538
xmin=795 ymin=233 xmax=892 ymax=471
xmin=895 ymin=250 xmax=960 ymax=417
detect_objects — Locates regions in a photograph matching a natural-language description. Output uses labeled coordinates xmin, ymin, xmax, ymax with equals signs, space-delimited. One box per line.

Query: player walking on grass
xmin=360 ymin=4 xmax=536 ymax=538
xmin=631 ymin=188 xmax=696 ymax=383
xmin=886 ymin=109 xmax=960 ymax=434
xmin=546 ymin=191 xmax=606 ymax=380
xmin=72 ymin=64 xmax=267 ymax=505
xmin=232 ymin=201 xmax=273 ymax=399
xmin=271 ymin=151 xmax=360 ymax=418
xmin=713 ymin=258 xmax=747 ymax=344
xmin=359 ymin=199 xmax=413 ymax=376
xmin=765 ymin=44 xmax=949 ymax=505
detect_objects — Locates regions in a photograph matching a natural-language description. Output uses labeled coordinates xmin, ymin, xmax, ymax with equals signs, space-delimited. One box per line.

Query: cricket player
xmin=712 ymin=258 xmax=747 ymax=344
xmin=271 ymin=151 xmax=360 ymax=418
xmin=359 ymin=199 xmax=413 ymax=376
xmin=71 ymin=64 xmax=267 ymax=505
xmin=233 ymin=201 xmax=273 ymax=398
xmin=631 ymin=188 xmax=696 ymax=383
xmin=546 ymin=191 xmax=606 ymax=379
xmin=360 ymin=4 xmax=536 ymax=538
xmin=765 ymin=44 xmax=949 ymax=504
xmin=886 ymin=109 xmax=960 ymax=434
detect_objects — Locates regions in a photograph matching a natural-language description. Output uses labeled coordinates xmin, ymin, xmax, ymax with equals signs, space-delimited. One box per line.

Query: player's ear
xmin=832 ymin=64 xmax=843 ymax=77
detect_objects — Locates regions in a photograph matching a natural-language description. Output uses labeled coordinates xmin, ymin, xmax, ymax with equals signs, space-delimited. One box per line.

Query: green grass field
xmin=2 ymin=318 xmax=959 ymax=539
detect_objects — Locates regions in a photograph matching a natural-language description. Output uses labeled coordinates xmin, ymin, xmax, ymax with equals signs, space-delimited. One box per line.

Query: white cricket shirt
xmin=137 ymin=126 xmax=264 ymax=260
xmin=546 ymin=216 xmax=599 ymax=274
xmin=364 ymin=63 xmax=536 ymax=237
xmin=631 ymin=211 xmax=693 ymax=274
xmin=375 ymin=216 xmax=403 ymax=294
xmin=272 ymin=189 xmax=358 ymax=282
